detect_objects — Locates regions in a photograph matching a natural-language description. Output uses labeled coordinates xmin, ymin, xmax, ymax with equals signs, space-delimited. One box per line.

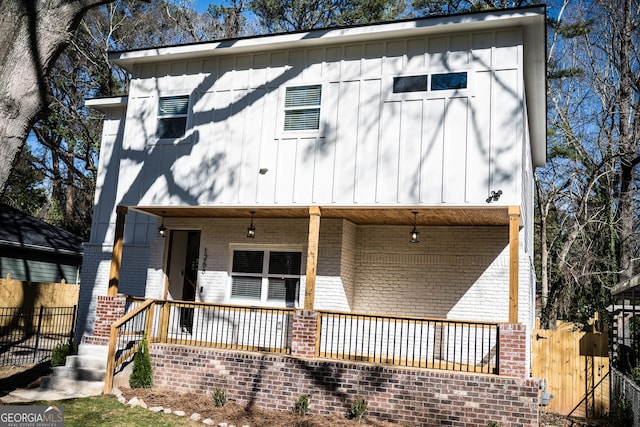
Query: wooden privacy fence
xmin=532 ymin=317 xmax=609 ymax=418
xmin=0 ymin=274 xmax=79 ymax=308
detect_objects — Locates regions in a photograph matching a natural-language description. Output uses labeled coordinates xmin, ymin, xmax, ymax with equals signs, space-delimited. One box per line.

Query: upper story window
xmin=431 ymin=72 xmax=467 ymax=91
xmin=392 ymin=72 xmax=468 ymax=93
xmin=231 ymin=249 xmax=302 ymax=307
xmin=393 ymin=75 xmax=428 ymax=93
xmin=283 ymin=85 xmax=321 ymax=131
xmin=157 ymin=95 xmax=189 ymax=138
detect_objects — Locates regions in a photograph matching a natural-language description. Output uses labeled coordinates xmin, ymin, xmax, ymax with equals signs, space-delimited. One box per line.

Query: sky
xmin=194 ymin=1 xmax=211 ymax=13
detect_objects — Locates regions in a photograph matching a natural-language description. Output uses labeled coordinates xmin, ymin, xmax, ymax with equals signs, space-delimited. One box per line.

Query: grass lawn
xmin=18 ymin=395 xmax=200 ymax=427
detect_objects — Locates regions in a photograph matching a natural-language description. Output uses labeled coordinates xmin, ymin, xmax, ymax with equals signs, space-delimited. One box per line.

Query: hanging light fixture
xmin=410 ymin=211 xmax=420 ymax=243
xmin=246 ymin=211 xmax=256 ymax=238
xmin=157 ymin=211 xmax=167 ymax=238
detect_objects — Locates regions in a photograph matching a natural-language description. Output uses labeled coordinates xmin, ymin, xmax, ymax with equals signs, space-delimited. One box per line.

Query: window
xmin=231 ymin=249 xmax=302 ymax=306
xmin=157 ymin=95 xmax=189 ymax=138
xmin=393 ymin=75 xmax=428 ymax=93
xmin=392 ymin=72 xmax=468 ymax=93
xmin=431 ymin=72 xmax=467 ymax=91
xmin=284 ymin=85 xmax=321 ymax=131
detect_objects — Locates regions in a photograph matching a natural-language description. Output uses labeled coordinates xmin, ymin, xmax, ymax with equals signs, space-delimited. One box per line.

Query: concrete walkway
xmin=0 ymin=386 xmax=98 ymax=403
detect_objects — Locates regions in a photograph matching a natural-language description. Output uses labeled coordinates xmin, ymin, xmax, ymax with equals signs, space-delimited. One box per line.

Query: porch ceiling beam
xmin=304 ymin=206 xmax=321 ymax=310
xmin=509 ymin=206 xmax=520 ymax=324
xmin=132 ymin=206 xmax=510 ymax=227
xmin=108 ymin=205 xmax=128 ymax=297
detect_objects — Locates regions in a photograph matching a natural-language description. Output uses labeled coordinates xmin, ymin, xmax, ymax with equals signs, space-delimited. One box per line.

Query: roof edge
xmin=110 ymin=6 xmax=546 ymax=70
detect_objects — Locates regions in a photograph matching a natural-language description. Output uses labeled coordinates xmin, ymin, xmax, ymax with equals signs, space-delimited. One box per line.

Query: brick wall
xmin=149 ymin=344 xmax=539 ymax=427
xmin=92 ymin=295 xmax=127 ymax=338
xmin=498 ymin=323 xmax=528 ymax=378
xmin=76 ymin=243 xmax=112 ymax=340
xmin=291 ymin=310 xmax=318 ymax=358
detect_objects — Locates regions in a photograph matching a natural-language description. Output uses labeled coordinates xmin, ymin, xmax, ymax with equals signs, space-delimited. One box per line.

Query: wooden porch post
xmin=108 ymin=205 xmax=128 ymax=296
xmin=304 ymin=206 xmax=321 ymax=310
xmin=508 ymin=206 xmax=520 ymax=324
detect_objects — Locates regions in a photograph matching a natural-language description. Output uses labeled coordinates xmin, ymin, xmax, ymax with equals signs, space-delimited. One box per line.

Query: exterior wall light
xmin=410 ymin=211 xmax=420 ymax=243
xmin=157 ymin=211 xmax=167 ymax=238
xmin=486 ymin=189 xmax=503 ymax=203
xmin=247 ymin=211 xmax=256 ymax=238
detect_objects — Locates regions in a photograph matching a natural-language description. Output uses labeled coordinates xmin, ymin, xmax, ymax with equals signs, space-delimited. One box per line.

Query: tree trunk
xmin=0 ymin=0 xmax=113 ymax=196
xmin=616 ymin=0 xmax=636 ymax=283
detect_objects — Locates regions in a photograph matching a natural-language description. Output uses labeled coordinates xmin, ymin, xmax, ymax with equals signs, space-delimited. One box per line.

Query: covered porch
xmin=91 ymin=205 xmax=535 ymax=425
xmin=99 ymin=205 xmax=529 ymax=383
xmin=107 ymin=205 xmax=524 ymax=324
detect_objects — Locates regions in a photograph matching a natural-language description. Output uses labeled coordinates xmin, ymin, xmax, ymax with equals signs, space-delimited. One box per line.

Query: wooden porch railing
xmin=104 ymin=299 xmax=502 ymax=392
xmin=104 ymin=298 xmax=294 ymax=393
xmin=317 ymin=310 xmax=499 ymax=374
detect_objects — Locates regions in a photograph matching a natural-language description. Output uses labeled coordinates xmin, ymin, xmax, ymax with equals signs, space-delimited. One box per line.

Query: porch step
xmin=51 ymin=365 xmax=105 ymax=381
xmin=39 ymin=377 xmax=104 ymax=396
xmin=37 ymin=343 xmax=108 ymax=397
xmin=64 ymin=354 xmax=107 ymax=370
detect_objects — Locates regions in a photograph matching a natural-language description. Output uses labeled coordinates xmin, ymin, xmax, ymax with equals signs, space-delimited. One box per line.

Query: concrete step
xmin=76 ymin=343 xmax=109 ymax=358
xmin=64 ymin=355 xmax=107 ymax=370
xmin=31 ymin=344 xmax=110 ymax=396
xmin=39 ymin=377 xmax=104 ymax=396
xmin=52 ymin=366 xmax=105 ymax=382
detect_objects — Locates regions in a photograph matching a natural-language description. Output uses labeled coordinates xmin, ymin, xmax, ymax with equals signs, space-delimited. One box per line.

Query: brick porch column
xmin=291 ymin=309 xmax=318 ymax=358
xmin=498 ymin=323 xmax=528 ymax=377
xmin=93 ymin=295 xmax=127 ymax=338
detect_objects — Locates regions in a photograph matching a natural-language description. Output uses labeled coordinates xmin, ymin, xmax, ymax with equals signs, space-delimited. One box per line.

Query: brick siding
xmin=150 ymin=344 xmax=539 ymax=426
xmin=291 ymin=310 xmax=318 ymax=358
xmin=498 ymin=323 xmax=529 ymax=378
xmin=92 ymin=295 xmax=127 ymax=337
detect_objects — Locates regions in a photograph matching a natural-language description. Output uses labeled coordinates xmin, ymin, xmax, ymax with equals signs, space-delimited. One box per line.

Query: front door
xmin=166 ymin=230 xmax=200 ymax=332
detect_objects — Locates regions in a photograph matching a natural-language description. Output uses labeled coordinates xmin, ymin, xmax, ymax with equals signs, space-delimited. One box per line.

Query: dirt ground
xmin=1 ymin=364 xmax=608 ymax=426
xmin=119 ymin=387 xmax=402 ymax=426
xmin=118 ymin=387 xmax=608 ymax=427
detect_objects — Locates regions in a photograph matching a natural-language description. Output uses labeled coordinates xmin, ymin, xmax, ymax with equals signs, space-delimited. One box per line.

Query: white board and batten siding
xmin=115 ymin=28 xmax=529 ymax=210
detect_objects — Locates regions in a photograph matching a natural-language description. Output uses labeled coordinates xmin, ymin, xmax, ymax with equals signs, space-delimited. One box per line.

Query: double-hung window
xmin=283 ymin=85 xmax=322 ymax=132
xmin=231 ymin=249 xmax=302 ymax=307
xmin=157 ymin=95 xmax=189 ymax=138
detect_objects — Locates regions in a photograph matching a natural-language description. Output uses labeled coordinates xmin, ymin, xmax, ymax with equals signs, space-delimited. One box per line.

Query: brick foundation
xmin=150 ymin=345 xmax=539 ymax=426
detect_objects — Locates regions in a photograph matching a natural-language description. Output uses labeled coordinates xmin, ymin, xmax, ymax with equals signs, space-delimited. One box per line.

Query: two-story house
xmin=80 ymin=6 xmax=546 ymax=426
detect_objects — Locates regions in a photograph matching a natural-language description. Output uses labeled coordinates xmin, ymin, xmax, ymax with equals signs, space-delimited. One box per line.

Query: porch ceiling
xmin=133 ymin=206 xmax=510 ymax=226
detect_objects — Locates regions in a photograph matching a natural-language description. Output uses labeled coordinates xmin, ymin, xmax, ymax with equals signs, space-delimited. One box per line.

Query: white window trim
xmin=276 ymin=83 xmax=325 ymax=138
xmin=227 ymin=244 xmax=305 ymax=308
xmin=153 ymin=93 xmax=193 ymax=145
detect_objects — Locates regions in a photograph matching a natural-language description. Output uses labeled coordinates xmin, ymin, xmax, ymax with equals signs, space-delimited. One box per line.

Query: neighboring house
xmin=0 ymin=203 xmax=83 ymax=284
xmin=81 ymin=6 xmax=546 ymax=426
xmin=610 ymin=275 xmax=640 ymax=426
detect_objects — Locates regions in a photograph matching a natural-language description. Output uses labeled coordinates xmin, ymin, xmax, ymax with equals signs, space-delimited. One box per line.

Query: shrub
xmin=294 ymin=394 xmax=311 ymax=416
xmin=129 ymin=334 xmax=152 ymax=388
xmin=212 ymin=387 xmax=227 ymax=407
xmin=487 ymin=422 xmax=502 ymax=427
xmin=349 ymin=397 xmax=367 ymax=422
xmin=51 ymin=342 xmax=75 ymax=367
xmin=609 ymin=396 xmax=634 ymax=427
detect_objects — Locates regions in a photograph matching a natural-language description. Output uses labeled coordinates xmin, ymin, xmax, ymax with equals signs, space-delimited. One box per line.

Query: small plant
xmin=609 ymin=396 xmax=634 ymax=427
xmin=51 ymin=342 xmax=76 ymax=367
xmin=349 ymin=396 xmax=367 ymax=422
xmin=212 ymin=387 xmax=227 ymax=407
xmin=487 ymin=422 xmax=502 ymax=427
xmin=293 ymin=394 xmax=311 ymax=416
xmin=129 ymin=334 xmax=152 ymax=388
